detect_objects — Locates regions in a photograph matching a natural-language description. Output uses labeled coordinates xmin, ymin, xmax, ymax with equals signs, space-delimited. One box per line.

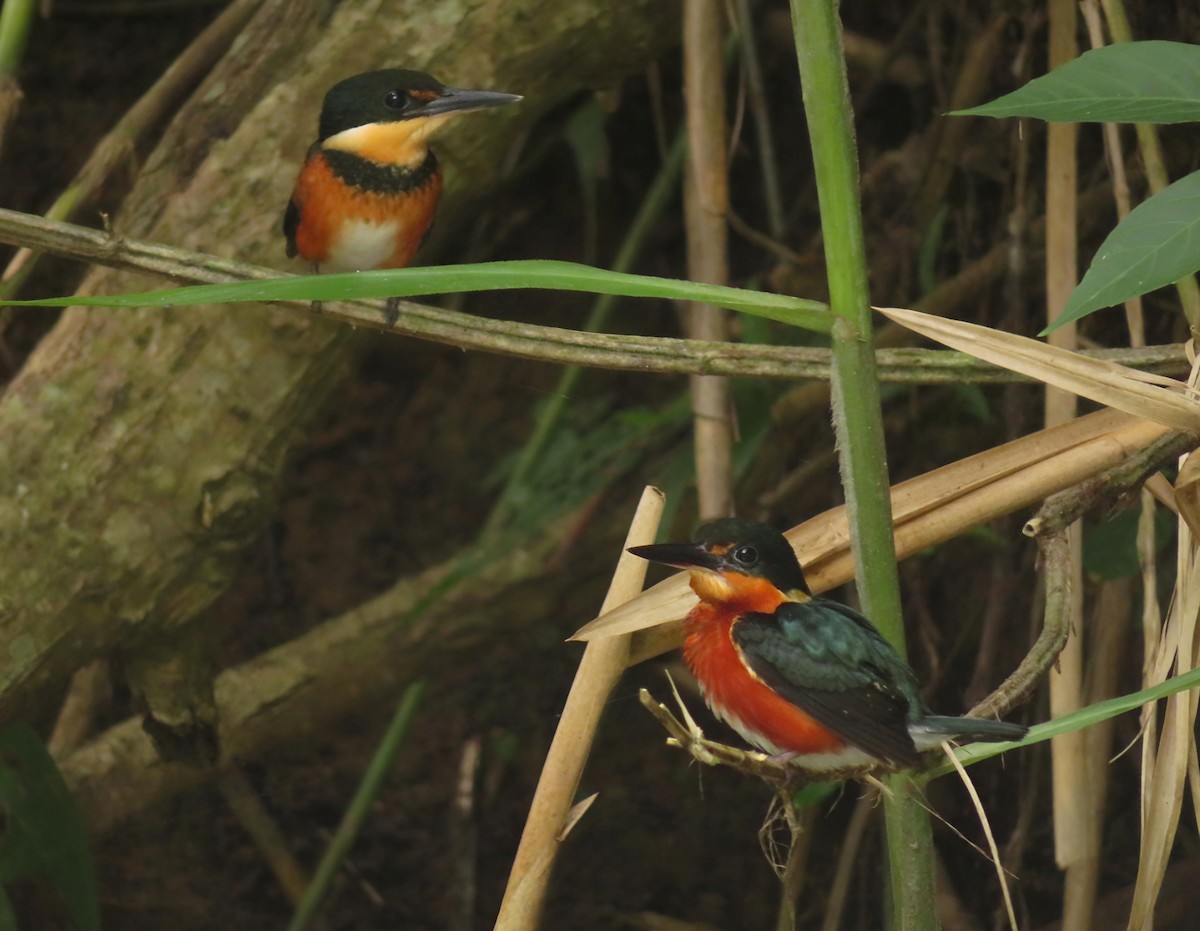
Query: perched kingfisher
xmin=630 ymin=519 xmax=1027 ymax=772
xmin=283 ymin=69 xmax=520 ymax=321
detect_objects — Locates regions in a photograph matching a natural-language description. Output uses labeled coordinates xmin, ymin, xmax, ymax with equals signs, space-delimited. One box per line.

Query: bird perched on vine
xmin=283 ymin=69 xmax=520 ymax=323
xmin=631 ymin=518 xmax=1027 ymax=771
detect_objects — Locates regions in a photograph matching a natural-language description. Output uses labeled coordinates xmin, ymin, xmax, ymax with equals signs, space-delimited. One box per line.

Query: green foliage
xmin=949 ymin=383 xmax=992 ymax=423
xmin=1083 ymin=506 xmax=1173 ymax=581
xmin=956 ymin=41 xmax=1200 ymax=123
xmin=0 ymin=724 xmax=101 ymax=931
xmin=956 ymin=41 xmax=1200 ymax=332
xmin=1057 ymin=169 xmax=1200 ymax=329
xmin=6 ymin=259 xmax=832 ymax=333
xmin=489 ymin=393 xmax=690 ymax=538
xmin=932 ymin=663 xmax=1200 ymax=778
xmin=791 ymin=780 xmax=840 ymax=809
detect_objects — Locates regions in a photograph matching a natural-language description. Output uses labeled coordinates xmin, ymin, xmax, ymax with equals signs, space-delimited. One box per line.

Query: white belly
xmin=326 ymin=218 xmax=402 ymax=271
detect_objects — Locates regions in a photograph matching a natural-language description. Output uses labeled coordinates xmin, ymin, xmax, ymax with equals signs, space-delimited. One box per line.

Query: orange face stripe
xmin=687 ymin=569 xmax=789 ymax=614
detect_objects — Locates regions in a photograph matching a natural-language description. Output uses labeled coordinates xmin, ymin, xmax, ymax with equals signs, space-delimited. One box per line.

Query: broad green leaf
xmin=956 ymin=41 xmax=1200 ymax=123
xmin=1050 ymin=169 xmax=1200 ymax=332
xmin=0 ymin=724 xmax=101 ymax=931
xmin=5 ymin=259 xmax=832 ymax=334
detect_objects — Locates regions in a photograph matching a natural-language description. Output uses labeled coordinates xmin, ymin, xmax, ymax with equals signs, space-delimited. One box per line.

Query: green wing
xmin=732 ymin=599 xmax=923 ymax=767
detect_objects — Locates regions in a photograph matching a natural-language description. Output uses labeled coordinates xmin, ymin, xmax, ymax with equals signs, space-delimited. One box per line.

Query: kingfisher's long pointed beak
xmin=628 ymin=542 xmax=721 ymax=571
xmin=424 ymin=86 xmax=522 ymax=117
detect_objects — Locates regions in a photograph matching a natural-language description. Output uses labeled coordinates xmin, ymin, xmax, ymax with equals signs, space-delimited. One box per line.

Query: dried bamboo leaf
xmin=1128 ymin=552 xmax=1200 ymax=930
xmin=573 ymin=410 xmax=1167 ymax=645
xmin=876 ymin=306 xmax=1200 ymax=432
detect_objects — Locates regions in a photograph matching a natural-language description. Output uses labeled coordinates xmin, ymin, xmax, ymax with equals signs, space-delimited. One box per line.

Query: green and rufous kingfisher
xmin=283 ymin=69 xmax=520 ymax=322
xmin=631 ymin=518 xmax=1027 ymax=771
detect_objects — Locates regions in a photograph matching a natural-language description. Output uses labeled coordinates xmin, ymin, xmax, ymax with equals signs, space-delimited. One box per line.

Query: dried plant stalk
xmin=683 ymin=0 xmax=734 ymax=520
xmin=575 ymin=410 xmax=1171 ymax=651
xmin=495 ymin=486 xmax=664 ymax=930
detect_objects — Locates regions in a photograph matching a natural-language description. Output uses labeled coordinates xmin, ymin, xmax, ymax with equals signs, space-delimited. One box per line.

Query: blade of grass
xmin=286 ymin=681 xmax=425 ymax=931
xmin=483 ymin=132 xmax=687 ymax=536
xmin=0 ymin=206 xmax=1183 ymax=382
xmin=4 ymin=257 xmax=832 ymax=333
xmin=927 ymin=664 xmax=1200 ymax=776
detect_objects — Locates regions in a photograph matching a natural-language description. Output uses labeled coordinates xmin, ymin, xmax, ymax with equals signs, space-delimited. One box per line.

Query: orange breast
xmin=683 ymin=602 xmax=845 ymax=757
xmin=289 ymin=152 xmax=443 ymax=269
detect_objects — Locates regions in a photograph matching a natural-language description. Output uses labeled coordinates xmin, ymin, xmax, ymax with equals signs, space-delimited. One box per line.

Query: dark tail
xmin=919 ymin=716 xmax=1027 ymax=744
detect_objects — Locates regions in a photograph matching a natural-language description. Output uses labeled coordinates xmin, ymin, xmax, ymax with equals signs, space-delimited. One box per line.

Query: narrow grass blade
xmin=5 ymin=259 xmax=833 ymax=334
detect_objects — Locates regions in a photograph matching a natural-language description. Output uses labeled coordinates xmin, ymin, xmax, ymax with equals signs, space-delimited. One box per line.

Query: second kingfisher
xmin=283 ymin=69 xmax=520 ymax=321
xmin=631 ymin=519 xmax=1027 ymax=772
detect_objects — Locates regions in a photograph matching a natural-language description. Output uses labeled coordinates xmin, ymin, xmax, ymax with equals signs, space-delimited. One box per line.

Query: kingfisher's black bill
xmin=628 ymin=542 xmax=721 ymax=571
xmin=424 ymin=87 xmax=522 ymax=117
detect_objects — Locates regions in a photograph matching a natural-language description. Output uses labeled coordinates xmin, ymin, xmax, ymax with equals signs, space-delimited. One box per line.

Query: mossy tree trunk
xmin=0 ymin=0 xmax=677 ymax=734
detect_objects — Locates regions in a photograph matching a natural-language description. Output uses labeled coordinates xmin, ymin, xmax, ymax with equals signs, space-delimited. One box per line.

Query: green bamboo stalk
xmin=786 ymin=1 xmax=937 ymax=929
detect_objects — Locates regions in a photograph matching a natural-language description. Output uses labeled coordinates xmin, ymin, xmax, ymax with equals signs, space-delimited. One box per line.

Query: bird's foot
xmin=383 ymin=296 xmax=400 ymax=328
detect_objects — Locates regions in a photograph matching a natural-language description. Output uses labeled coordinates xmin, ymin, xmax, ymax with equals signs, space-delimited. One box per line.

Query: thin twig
xmin=819 ymin=790 xmax=877 ymax=931
xmin=0 ymin=0 xmax=261 ymax=299
xmin=968 ymin=530 xmax=1072 ymax=722
xmin=734 ymin=0 xmax=786 ymax=240
xmin=219 ymin=766 xmax=310 ymax=905
xmin=1022 ymin=430 xmax=1200 ymax=539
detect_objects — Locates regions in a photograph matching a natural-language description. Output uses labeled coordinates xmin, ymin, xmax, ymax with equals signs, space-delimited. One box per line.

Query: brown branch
xmin=0 ymin=207 xmax=1185 ymax=384
xmin=60 ymin=526 xmax=566 ymax=836
xmin=968 ymin=530 xmax=1072 ymax=722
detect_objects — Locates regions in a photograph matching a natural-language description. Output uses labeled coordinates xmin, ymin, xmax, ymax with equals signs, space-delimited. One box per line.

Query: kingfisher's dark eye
xmin=384 ymin=90 xmax=410 ymax=110
xmin=731 ymin=545 xmax=758 ymax=566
